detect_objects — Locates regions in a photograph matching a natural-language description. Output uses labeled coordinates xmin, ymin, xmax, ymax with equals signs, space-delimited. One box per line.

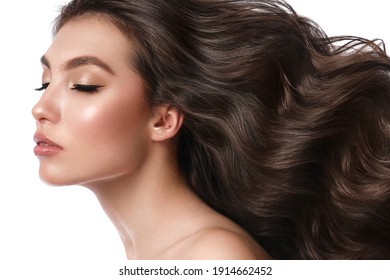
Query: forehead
xmin=45 ymin=16 xmax=133 ymax=70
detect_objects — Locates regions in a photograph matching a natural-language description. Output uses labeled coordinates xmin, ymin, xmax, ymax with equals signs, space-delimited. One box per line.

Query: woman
xmin=32 ymin=0 xmax=390 ymax=259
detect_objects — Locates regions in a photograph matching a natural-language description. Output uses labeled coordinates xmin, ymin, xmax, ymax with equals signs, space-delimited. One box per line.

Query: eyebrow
xmin=40 ymin=55 xmax=115 ymax=75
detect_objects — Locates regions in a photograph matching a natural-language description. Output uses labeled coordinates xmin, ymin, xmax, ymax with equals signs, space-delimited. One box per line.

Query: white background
xmin=0 ymin=1 xmax=389 ymax=279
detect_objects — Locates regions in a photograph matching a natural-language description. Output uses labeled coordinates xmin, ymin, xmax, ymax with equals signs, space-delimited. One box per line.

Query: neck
xmin=83 ymin=152 xmax=202 ymax=259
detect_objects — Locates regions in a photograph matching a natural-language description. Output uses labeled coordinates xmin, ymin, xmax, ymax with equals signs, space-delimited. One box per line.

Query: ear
xmin=150 ymin=105 xmax=184 ymax=142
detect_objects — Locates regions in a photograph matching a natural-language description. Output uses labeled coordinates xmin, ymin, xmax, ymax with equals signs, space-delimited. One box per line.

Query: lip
xmin=33 ymin=132 xmax=63 ymax=157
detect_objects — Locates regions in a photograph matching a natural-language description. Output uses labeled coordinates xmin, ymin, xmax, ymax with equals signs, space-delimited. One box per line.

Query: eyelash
xmin=35 ymin=83 xmax=49 ymax=91
xmin=71 ymin=84 xmax=103 ymax=93
xmin=34 ymin=83 xmax=103 ymax=93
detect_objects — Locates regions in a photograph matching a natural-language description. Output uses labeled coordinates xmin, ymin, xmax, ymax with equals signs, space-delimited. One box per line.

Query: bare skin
xmin=32 ymin=16 xmax=270 ymax=260
xmin=89 ymin=165 xmax=268 ymax=259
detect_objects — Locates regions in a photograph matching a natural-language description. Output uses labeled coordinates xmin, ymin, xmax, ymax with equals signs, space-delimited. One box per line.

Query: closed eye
xmin=35 ymin=83 xmax=50 ymax=91
xmin=71 ymin=84 xmax=104 ymax=93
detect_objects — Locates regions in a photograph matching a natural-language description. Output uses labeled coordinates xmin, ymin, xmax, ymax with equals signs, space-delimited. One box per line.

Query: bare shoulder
xmin=184 ymin=228 xmax=271 ymax=260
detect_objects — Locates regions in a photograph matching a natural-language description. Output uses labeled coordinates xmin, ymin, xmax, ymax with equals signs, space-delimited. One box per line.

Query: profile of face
xmin=32 ymin=17 xmax=156 ymax=187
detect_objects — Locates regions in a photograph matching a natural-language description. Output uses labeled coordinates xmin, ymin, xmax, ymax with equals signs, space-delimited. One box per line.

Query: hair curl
xmin=54 ymin=0 xmax=390 ymax=259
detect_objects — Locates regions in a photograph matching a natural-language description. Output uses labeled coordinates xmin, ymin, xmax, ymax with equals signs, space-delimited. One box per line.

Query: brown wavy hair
xmin=54 ymin=0 xmax=390 ymax=259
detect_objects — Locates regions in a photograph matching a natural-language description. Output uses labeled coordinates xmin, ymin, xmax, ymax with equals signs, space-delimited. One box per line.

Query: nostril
xmin=32 ymin=102 xmax=44 ymax=120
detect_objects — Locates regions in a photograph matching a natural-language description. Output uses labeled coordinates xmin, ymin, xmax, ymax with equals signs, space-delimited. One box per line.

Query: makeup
xmin=35 ymin=83 xmax=103 ymax=93
xmin=71 ymin=84 xmax=103 ymax=93
xmin=33 ymin=132 xmax=63 ymax=157
xmin=35 ymin=83 xmax=49 ymax=91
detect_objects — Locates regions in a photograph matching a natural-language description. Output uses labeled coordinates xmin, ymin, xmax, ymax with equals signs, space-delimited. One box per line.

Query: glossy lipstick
xmin=33 ymin=132 xmax=63 ymax=157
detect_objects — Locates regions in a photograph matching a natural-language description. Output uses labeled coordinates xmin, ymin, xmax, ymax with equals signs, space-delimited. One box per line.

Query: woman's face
xmin=32 ymin=17 xmax=153 ymax=186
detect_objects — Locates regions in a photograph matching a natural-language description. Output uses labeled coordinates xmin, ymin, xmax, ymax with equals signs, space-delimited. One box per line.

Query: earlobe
xmin=150 ymin=106 xmax=184 ymax=141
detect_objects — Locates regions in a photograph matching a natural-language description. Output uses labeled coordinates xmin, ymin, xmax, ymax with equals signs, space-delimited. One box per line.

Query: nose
xmin=32 ymin=85 xmax=60 ymax=124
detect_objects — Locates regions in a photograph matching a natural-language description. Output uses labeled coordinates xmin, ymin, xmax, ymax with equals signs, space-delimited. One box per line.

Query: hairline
xmin=53 ymin=12 xmax=141 ymax=72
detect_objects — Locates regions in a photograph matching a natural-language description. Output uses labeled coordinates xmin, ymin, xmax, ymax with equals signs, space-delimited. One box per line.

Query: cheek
xmin=65 ymin=93 xmax=151 ymax=165
xmin=38 ymin=96 xmax=151 ymax=186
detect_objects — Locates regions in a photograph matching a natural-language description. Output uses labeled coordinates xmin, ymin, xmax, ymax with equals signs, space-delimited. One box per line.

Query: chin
xmin=39 ymin=175 xmax=73 ymax=186
xmin=39 ymin=168 xmax=78 ymax=187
